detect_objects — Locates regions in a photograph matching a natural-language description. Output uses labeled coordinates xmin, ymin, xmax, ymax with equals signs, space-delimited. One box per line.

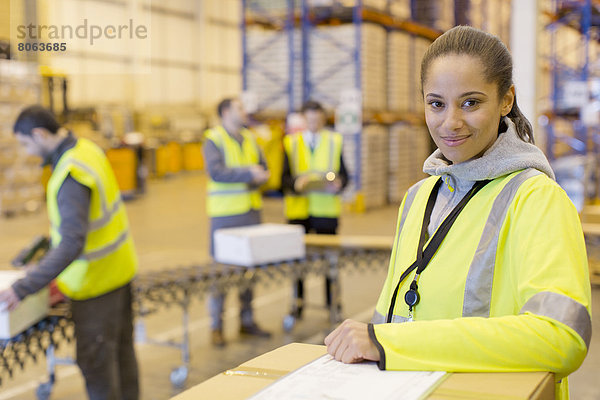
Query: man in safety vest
xmin=281 ymin=100 xmax=349 ymax=318
xmin=0 ymin=105 xmax=139 ymax=399
xmin=204 ymin=98 xmax=272 ymax=347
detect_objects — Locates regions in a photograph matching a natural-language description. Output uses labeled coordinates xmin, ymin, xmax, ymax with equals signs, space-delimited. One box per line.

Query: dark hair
xmin=420 ymin=26 xmax=534 ymax=144
xmin=217 ymin=98 xmax=233 ymax=118
xmin=13 ymin=105 xmax=60 ymax=136
xmin=301 ymin=100 xmax=325 ymax=113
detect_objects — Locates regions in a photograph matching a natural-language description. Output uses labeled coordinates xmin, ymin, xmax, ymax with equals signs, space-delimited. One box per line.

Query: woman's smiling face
xmin=422 ymin=54 xmax=514 ymax=164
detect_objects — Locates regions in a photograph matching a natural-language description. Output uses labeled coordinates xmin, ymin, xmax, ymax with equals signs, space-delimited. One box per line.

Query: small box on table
xmin=214 ymin=223 xmax=305 ymax=267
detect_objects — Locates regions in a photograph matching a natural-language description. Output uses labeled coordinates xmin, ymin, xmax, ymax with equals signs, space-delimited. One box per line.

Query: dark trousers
xmin=70 ymin=283 xmax=139 ymax=400
xmin=289 ymin=217 xmax=338 ymax=313
xmin=208 ymin=211 xmax=261 ymax=330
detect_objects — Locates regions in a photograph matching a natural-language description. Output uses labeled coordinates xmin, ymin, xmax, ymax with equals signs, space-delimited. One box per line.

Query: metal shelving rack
xmin=242 ymin=0 xmax=300 ymax=116
xmin=298 ymin=1 xmax=442 ymax=208
xmin=241 ymin=1 xmax=467 ymax=209
xmin=300 ymin=1 xmax=364 ymax=202
xmin=541 ymin=0 xmax=598 ymax=160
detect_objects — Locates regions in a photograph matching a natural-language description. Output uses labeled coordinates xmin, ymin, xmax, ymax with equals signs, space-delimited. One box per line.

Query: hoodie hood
xmin=423 ymin=117 xmax=555 ymax=182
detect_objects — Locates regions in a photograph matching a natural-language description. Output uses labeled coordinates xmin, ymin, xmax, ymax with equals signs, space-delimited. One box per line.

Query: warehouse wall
xmin=0 ymin=0 xmax=9 ymax=41
xmin=23 ymin=0 xmax=241 ymax=113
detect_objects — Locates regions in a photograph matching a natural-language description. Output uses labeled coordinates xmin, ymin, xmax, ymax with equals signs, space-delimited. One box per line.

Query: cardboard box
xmin=0 ymin=270 xmax=49 ymax=339
xmin=172 ymin=343 xmax=554 ymax=400
xmin=214 ymin=223 xmax=305 ymax=267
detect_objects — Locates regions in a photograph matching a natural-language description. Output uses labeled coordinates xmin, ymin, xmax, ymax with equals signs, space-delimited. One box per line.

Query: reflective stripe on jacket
xmin=283 ymin=130 xmax=343 ymax=220
xmin=48 ymin=138 xmax=137 ymax=300
xmin=371 ymin=169 xmax=592 ymax=400
xmin=205 ymin=126 xmax=263 ymax=217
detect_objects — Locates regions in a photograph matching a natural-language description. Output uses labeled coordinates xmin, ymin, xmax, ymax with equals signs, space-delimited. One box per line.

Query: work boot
xmin=211 ymin=329 xmax=225 ymax=347
xmin=240 ymin=322 xmax=272 ymax=338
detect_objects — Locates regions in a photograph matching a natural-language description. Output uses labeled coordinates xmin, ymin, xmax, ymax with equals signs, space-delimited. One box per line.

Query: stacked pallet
xmin=308 ymin=0 xmax=387 ymax=10
xmin=410 ymin=0 xmax=454 ymax=32
xmin=245 ymin=26 xmax=302 ymax=114
xmin=413 ymin=36 xmax=430 ymax=110
xmin=388 ymin=122 xmax=431 ymax=203
xmin=0 ymin=60 xmax=43 ymax=217
xmin=309 ymin=23 xmax=387 ymax=111
xmin=342 ymin=124 xmax=388 ymax=209
xmin=389 ymin=0 xmax=411 ymax=20
xmin=246 ymin=0 xmax=299 ymax=16
xmin=467 ymin=0 xmax=511 ymax=44
xmin=388 ymin=31 xmax=415 ymax=113
xmin=387 ymin=32 xmax=431 ymax=114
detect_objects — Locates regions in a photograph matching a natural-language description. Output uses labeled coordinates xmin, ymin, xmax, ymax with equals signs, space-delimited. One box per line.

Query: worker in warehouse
xmin=323 ymin=26 xmax=591 ymax=400
xmin=204 ymin=98 xmax=272 ymax=347
xmin=281 ymin=100 xmax=349 ymax=319
xmin=0 ymin=105 xmax=139 ymax=400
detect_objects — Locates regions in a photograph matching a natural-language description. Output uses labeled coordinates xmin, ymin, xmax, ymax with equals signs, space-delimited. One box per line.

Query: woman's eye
xmin=463 ymin=99 xmax=479 ymax=108
xmin=428 ymin=101 xmax=444 ymax=109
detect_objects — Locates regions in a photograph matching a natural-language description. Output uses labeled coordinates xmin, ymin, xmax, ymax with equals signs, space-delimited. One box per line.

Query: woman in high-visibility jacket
xmin=324 ymin=26 xmax=591 ymax=400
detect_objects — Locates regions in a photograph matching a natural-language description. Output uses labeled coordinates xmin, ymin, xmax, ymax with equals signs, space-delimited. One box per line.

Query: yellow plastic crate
xmin=183 ymin=142 xmax=204 ymax=171
xmin=106 ymin=147 xmax=137 ymax=194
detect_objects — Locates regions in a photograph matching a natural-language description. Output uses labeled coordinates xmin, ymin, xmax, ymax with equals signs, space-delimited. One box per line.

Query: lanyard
xmin=386 ymin=177 xmax=492 ymax=323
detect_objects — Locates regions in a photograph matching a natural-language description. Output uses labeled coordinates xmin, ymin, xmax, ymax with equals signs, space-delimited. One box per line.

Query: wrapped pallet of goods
xmin=388 ymin=122 xmax=431 ymax=203
xmin=309 ymin=23 xmax=387 ymax=112
xmin=0 ymin=60 xmax=43 ymax=216
xmin=389 ymin=0 xmax=411 ymax=20
xmin=411 ymin=0 xmax=454 ymax=32
xmin=245 ymin=26 xmax=302 ymax=115
xmin=343 ymin=124 xmax=389 ymax=210
xmin=307 ymin=0 xmax=387 ymax=11
xmin=388 ymin=30 xmax=413 ymax=113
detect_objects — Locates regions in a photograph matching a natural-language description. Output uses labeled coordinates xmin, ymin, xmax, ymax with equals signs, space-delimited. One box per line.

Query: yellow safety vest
xmin=283 ymin=130 xmax=343 ymax=220
xmin=47 ymin=138 xmax=138 ymax=300
xmin=370 ymin=169 xmax=591 ymax=400
xmin=205 ymin=126 xmax=262 ymax=217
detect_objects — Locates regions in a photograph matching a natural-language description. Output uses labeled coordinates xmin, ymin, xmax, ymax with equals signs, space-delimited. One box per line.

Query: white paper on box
xmin=249 ymin=354 xmax=447 ymax=400
xmin=213 ymin=223 xmax=305 ymax=267
xmin=0 ymin=270 xmax=49 ymax=339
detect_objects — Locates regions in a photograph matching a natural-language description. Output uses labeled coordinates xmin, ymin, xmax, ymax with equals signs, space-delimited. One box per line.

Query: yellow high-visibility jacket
xmin=48 ymin=138 xmax=137 ymax=300
xmin=283 ymin=130 xmax=343 ymax=220
xmin=370 ymin=169 xmax=592 ymax=400
xmin=204 ymin=126 xmax=263 ymax=217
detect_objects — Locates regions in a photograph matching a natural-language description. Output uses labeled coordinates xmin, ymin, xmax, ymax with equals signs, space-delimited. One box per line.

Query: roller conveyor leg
xmin=326 ymin=250 xmax=342 ymax=325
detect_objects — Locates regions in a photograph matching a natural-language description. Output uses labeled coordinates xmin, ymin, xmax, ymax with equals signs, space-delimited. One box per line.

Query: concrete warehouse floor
xmin=0 ymin=172 xmax=598 ymax=400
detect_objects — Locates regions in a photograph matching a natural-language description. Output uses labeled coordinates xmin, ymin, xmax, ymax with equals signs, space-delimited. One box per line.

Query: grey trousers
xmin=70 ymin=283 xmax=139 ymax=400
xmin=208 ymin=287 xmax=254 ymax=330
xmin=209 ymin=210 xmax=260 ymax=330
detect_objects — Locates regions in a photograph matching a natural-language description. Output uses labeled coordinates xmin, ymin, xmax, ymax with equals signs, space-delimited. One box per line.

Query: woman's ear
xmin=501 ymin=86 xmax=515 ymax=117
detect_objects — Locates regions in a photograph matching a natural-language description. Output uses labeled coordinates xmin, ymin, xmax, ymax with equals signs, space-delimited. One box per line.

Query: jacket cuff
xmin=11 ymin=280 xmax=31 ymax=300
xmin=368 ymin=323 xmax=386 ymax=370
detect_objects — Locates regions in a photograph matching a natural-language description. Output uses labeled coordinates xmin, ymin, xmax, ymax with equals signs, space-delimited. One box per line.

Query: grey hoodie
xmin=422 ymin=117 xmax=555 ymax=237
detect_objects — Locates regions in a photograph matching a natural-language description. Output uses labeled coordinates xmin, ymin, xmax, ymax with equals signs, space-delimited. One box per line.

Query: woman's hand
xmin=324 ymin=319 xmax=380 ymax=364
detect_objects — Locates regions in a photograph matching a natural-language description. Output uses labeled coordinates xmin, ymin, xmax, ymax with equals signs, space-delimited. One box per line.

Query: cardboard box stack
xmin=245 ymin=26 xmax=302 ymax=114
xmin=389 ymin=0 xmax=411 ymax=20
xmin=0 ymin=60 xmax=43 ymax=217
xmin=309 ymin=23 xmax=387 ymax=111
xmin=388 ymin=122 xmax=431 ymax=203
xmin=307 ymin=0 xmax=387 ymax=11
xmin=388 ymin=31 xmax=413 ymax=113
xmin=343 ymin=124 xmax=389 ymax=209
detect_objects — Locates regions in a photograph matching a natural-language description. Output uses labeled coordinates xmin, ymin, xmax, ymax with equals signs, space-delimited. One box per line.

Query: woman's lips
xmin=441 ymin=136 xmax=469 ymax=147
